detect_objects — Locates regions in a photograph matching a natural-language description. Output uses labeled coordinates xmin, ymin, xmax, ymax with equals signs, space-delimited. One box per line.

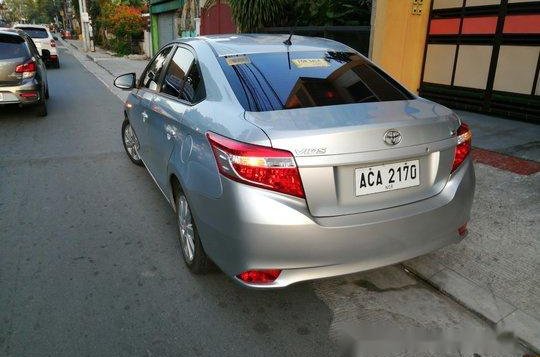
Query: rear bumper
xmin=0 ymin=81 xmax=43 ymax=105
xmin=40 ymin=46 xmax=58 ymax=56
xmin=191 ymin=157 xmax=475 ymax=288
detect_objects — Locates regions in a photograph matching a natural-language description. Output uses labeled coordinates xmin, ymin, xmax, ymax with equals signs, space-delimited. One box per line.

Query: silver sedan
xmin=114 ymin=34 xmax=475 ymax=288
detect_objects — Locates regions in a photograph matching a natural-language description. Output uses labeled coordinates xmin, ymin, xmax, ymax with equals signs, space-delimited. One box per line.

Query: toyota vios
xmin=114 ymin=35 xmax=475 ymax=288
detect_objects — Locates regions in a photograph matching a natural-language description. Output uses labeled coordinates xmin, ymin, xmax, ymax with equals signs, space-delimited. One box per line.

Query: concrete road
xmin=0 ymin=45 xmax=523 ymax=357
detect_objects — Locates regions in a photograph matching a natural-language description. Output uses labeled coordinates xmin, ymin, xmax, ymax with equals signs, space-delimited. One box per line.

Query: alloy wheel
xmin=123 ymin=123 xmax=140 ymax=161
xmin=178 ymin=195 xmax=195 ymax=263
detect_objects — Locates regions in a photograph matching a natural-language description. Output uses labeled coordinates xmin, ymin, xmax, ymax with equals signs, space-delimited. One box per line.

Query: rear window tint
xmin=0 ymin=34 xmax=28 ymax=59
xmin=218 ymin=51 xmax=414 ymax=112
xmin=16 ymin=27 xmax=48 ymax=39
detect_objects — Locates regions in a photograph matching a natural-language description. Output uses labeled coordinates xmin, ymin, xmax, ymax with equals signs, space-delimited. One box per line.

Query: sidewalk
xmin=458 ymin=110 xmax=539 ymax=162
xmin=404 ymin=114 xmax=540 ymax=351
xmin=67 ymin=40 xmax=148 ymax=78
xmin=64 ymin=40 xmax=540 ymax=352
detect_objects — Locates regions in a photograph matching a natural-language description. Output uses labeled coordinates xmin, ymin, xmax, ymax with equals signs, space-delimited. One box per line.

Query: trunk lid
xmin=245 ymin=98 xmax=460 ymax=217
xmin=0 ymin=57 xmax=26 ymax=86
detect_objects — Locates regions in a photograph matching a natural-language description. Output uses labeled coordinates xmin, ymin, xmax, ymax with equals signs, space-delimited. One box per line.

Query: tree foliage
xmin=93 ymin=1 xmax=146 ymax=55
xmin=2 ymin=0 xmax=62 ymax=24
xmin=228 ymin=0 xmax=287 ymax=33
xmin=228 ymin=0 xmax=372 ymax=32
xmin=109 ymin=4 xmax=145 ymax=38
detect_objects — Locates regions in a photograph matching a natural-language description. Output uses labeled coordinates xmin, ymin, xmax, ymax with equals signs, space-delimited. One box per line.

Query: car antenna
xmin=283 ymin=32 xmax=293 ymax=46
xmin=283 ymin=21 xmax=297 ymax=46
xmin=284 ymin=20 xmax=297 ymax=70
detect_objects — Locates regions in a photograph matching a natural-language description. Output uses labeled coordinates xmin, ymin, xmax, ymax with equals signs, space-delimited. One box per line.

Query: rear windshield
xmin=0 ymin=34 xmax=28 ymax=59
xmin=16 ymin=27 xmax=48 ymax=39
xmin=218 ymin=51 xmax=414 ymax=112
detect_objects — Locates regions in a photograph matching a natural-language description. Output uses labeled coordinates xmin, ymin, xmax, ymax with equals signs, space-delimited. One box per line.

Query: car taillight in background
xmin=50 ymin=39 xmax=56 ymax=47
xmin=451 ymin=122 xmax=472 ymax=173
xmin=207 ymin=132 xmax=305 ymax=198
xmin=15 ymin=60 xmax=37 ymax=79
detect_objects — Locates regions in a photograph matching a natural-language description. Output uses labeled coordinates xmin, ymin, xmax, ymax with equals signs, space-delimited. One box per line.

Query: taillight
xmin=451 ymin=122 xmax=472 ymax=173
xmin=15 ymin=61 xmax=37 ymax=79
xmin=50 ymin=39 xmax=56 ymax=47
xmin=237 ymin=269 xmax=281 ymax=284
xmin=207 ymin=132 xmax=305 ymax=198
xmin=19 ymin=91 xmax=38 ymax=99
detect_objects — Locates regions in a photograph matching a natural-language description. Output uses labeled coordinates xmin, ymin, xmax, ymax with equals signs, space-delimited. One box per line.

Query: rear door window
xmin=218 ymin=51 xmax=414 ymax=112
xmin=161 ymin=47 xmax=194 ymax=98
xmin=0 ymin=34 xmax=28 ymax=59
xmin=16 ymin=27 xmax=48 ymax=39
xmin=161 ymin=47 xmax=205 ymax=104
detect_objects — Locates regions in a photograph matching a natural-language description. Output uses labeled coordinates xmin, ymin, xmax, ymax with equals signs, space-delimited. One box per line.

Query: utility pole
xmin=77 ymin=0 xmax=90 ymax=51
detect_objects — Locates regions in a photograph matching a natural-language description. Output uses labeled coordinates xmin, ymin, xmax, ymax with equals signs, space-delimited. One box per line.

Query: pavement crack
xmin=352 ymin=279 xmax=421 ymax=293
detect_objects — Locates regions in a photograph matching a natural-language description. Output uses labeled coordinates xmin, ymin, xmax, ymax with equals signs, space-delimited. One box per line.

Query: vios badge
xmin=383 ymin=129 xmax=402 ymax=146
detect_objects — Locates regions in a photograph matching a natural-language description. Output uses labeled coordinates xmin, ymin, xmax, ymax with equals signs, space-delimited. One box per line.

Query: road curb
xmin=65 ymin=40 xmax=117 ymax=77
xmin=472 ymin=147 xmax=540 ymax=175
xmin=62 ymin=39 xmax=128 ymax=102
xmin=402 ymin=263 xmax=540 ymax=353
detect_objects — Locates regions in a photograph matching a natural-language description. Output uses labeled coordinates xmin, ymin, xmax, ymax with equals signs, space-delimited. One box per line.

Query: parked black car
xmin=0 ymin=29 xmax=49 ymax=116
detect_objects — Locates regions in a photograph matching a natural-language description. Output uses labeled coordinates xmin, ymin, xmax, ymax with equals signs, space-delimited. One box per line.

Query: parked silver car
xmin=114 ymin=34 xmax=475 ymax=288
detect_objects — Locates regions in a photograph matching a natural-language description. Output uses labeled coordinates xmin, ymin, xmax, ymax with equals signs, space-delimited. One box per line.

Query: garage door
xmin=157 ymin=12 xmax=176 ymax=49
xmin=419 ymin=0 xmax=540 ymax=122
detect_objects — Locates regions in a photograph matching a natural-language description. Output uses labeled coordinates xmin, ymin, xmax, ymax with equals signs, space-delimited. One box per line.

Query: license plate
xmin=355 ymin=160 xmax=420 ymax=196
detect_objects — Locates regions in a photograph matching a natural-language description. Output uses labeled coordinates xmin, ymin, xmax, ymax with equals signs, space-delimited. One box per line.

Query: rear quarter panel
xmin=165 ymin=40 xmax=269 ymax=205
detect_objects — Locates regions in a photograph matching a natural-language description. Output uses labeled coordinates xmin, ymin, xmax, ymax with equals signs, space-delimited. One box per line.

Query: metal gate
xmin=419 ymin=0 xmax=540 ymax=122
xmin=200 ymin=0 xmax=236 ymax=35
xmin=157 ymin=12 xmax=176 ymax=49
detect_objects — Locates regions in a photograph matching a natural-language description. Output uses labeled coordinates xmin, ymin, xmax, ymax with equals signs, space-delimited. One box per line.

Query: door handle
xmin=165 ymin=125 xmax=178 ymax=141
xmin=142 ymin=111 xmax=148 ymax=123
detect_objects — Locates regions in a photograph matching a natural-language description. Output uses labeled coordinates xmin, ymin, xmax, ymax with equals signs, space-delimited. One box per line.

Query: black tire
xmin=54 ymin=61 xmax=60 ymax=69
xmin=175 ymin=188 xmax=209 ymax=274
xmin=45 ymin=86 xmax=49 ymax=99
xmin=121 ymin=119 xmax=143 ymax=166
xmin=35 ymin=100 xmax=47 ymax=117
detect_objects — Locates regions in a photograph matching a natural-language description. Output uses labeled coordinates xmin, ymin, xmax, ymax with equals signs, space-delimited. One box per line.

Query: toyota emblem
xmin=383 ymin=129 xmax=402 ymax=146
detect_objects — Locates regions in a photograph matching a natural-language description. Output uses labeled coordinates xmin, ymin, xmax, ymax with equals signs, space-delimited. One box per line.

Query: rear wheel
xmin=121 ymin=119 xmax=143 ymax=166
xmin=176 ymin=189 xmax=209 ymax=274
xmin=35 ymin=95 xmax=47 ymax=117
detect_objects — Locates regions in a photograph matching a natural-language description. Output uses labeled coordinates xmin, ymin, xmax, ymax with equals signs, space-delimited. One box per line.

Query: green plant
xmin=228 ymin=0 xmax=287 ymax=32
xmin=228 ymin=0 xmax=372 ymax=31
xmin=110 ymin=37 xmax=131 ymax=55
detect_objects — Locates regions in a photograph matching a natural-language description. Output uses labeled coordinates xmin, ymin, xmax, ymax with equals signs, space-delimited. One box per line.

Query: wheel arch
xmin=170 ymin=173 xmax=182 ymax=205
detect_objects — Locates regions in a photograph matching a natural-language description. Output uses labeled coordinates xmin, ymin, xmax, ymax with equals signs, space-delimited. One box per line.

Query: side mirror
xmin=114 ymin=73 xmax=136 ymax=90
xmin=41 ymin=49 xmax=51 ymax=61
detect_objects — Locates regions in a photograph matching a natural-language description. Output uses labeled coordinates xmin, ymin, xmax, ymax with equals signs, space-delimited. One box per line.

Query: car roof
xmin=14 ymin=24 xmax=50 ymax=33
xmin=0 ymin=29 xmax=24 ymax=37
xmin=180 ymin=34 xmax=354 ymax=57
xmin=14 ymin=24 xmax=47 ymax=29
